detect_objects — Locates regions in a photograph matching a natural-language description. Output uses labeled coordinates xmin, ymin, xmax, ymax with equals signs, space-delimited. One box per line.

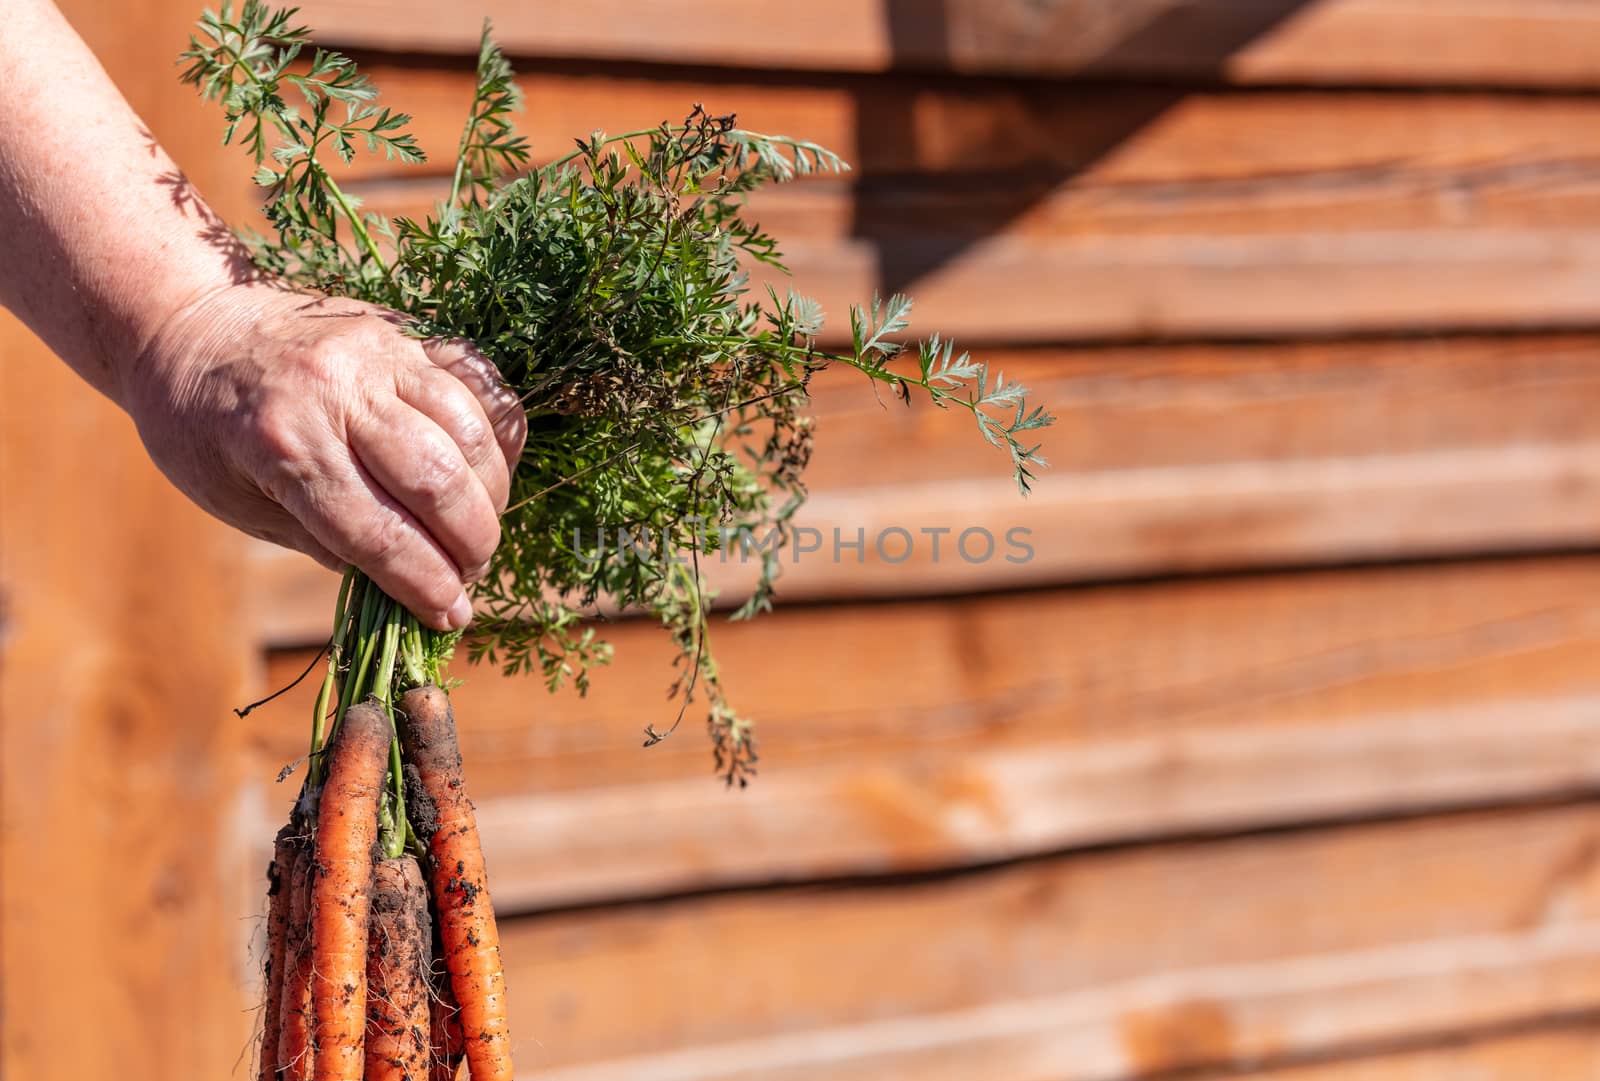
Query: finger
xmin=420 ymin=338 xmax=527 ymax=471
xmin=348 ymin=401 xmax=502 ymax=581
xmin=397 ymin=361 xmax=511 ymax=511
xmin=274 ymin=451 xmax=473 ymax=631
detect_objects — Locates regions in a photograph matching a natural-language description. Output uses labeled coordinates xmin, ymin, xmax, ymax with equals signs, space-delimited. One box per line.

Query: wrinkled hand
xmin=125 ymin=282 xmax=526 ymax=631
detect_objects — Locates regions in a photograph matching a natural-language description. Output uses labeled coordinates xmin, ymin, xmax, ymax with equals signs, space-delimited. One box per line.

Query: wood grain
xmin=312 ymin=78 xmax=1600 ymax=340
xmin=766 ymin=231 xmax=1600 ymax=342
xmin=16 ymin=0 xmax=1600 ymax=1075
xmin=297 ymin=0 xmax=1600 ymax=89
xmin=249 ymin=336 xmax=1600 ymax=646
xmin=0 ymin=2 xmax=261 ymax=1079
xmin=331 ymin=71 xmax=1600 ymax=197
xmin=251 ymin=557 xmax=1600 ymax=909
xmin=493 ymin=806 xmax=1600 ymax=1076
xmin=346 ymin=196 xmax=1600 ymax=341
xmin=1228 ymin=1026 xmax=1600 ymax=1080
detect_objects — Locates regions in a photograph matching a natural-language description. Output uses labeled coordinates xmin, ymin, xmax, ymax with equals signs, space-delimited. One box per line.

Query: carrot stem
xmin=338 ymin=586 xmax=385 ymax=723
xmin=308 ymin=567 xmax=357 ymax=786
xmin=369 ymin=604 xmax=411 ymax=858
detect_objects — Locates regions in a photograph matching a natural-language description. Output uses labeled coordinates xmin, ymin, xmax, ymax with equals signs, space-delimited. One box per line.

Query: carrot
xmin=310 ymin=699 xmax=391 ymax=1081
xmin=397 ymin=685 xmax=514 ymax=1081
xmin=259 ymin=826 xmax=295 ymax=1081
xmin=426 ymin=917 xmax=465 ymax=1081
xmin=277 ymin=839 xmax=315 ymax=1081
xmin=365 ymin=856 xmax=433 ymax=1081
xmin=428 ymin=1003 xmax=464 ymax=1081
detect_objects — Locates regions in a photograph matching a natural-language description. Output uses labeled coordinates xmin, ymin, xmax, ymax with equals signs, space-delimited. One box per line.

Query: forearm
xmin=0 ymin=1 xmax=523 ymax=628
xmin=0 ymin=0 xmax=241 ymax=405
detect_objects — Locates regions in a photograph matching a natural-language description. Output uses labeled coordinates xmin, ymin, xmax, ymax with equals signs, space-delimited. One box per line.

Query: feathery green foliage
xmin=183 ymin=1 xmax=1053 ymax=790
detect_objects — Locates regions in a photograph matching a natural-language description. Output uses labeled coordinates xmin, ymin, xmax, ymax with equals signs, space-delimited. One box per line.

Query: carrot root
xmin=277 ymin=839 xmax=316 ymax=1081
xmin=427 ymin=927 xmax=466 ymax=1081
xmin=259 ymin=826 xmax=294 ymax=1081
xmin=310 ymin=698 xmax=392 ymax=1081
xmin=365 ymin=855 xmax=434 ymax=1081
xmin=398 ymin=685 xmax=515 ymax=1081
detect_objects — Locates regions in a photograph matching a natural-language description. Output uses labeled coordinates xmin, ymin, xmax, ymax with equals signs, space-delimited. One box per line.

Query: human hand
xmin=123 ymin=281 xmax=527 ymax=631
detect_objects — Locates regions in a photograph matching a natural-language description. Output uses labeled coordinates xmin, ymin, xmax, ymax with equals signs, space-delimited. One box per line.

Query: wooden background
xmin=9 ymin=1 xmax=1600 ymax=1078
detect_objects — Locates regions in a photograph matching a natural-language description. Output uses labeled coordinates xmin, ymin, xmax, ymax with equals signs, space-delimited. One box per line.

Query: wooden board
xmin=493 ymin=806 xmax=1600 ymax=1076
xmin=23 ymin=2 xmax=1600 ymax=1076
xmin=248 ymin=335 xmax=1600 ymax=646
xmin=298 ymin=0 xmax=1600 ymax=90
xmin=0 ymin=3 xmax=261 ymax=1080
xmin=342 ymin=205 xmax=1600 ymax=342
xmin=320 ymin=69 xmax=1600 ymax=185
xmin=252 ymin=557 xmax=1600 ymax=909
xmin=305 ymin=78 xmax=1600 ymax=340
xmin=310 ymin=75 xmax=1600 ymax=235
xmin=766 ymin=231 xmax=1600 ymax=342
xmin=1229 ymin=1026 xmax=1600 ymax=1080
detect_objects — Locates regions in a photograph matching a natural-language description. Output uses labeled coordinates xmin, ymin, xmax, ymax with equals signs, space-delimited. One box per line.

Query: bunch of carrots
xmin=179 ymin=3 xmax=1053 ymax=1076
xmin=260 ymin=687 xmax=507 ymax=1081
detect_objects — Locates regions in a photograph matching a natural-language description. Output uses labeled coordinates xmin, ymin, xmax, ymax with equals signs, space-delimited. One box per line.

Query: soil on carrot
xmin=445 ymin=870 xmax=483 ymax=909
xmin=402 ymin=764 xmax=439 ymax=843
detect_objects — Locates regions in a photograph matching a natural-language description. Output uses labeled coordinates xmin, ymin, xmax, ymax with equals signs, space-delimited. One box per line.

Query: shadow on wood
xmin=858 ymin=0 xmax=1320 ymax=297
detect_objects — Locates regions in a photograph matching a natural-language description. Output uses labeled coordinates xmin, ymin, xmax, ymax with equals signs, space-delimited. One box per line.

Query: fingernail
xmin=446 ymin=593 xmax=473 ymax=630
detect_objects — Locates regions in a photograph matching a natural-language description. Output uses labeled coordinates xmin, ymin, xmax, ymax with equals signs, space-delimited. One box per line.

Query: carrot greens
xmin=182 ymin=0 xmax=1054 ymax=796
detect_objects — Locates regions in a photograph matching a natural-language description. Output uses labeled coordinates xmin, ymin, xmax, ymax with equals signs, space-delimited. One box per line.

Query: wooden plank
xmin=766 ymin=231 xmax=1600 ymax=342
xmin=251 ymin=440 xmax=1600 ymax=644
xmin=248 ymin=336 xmax=1600 ymax=646
xmin=298 ymin=0 xmax=1600 ymax=90
xmin=315 ymin=82 xmax=1600 ymax=340
xmin=492 ymin=806 xmax=1600 ymax=1076
xmin=0 ymin=3 xmax=261 ymax=1080
xmin=1225 ymin=1026 xmax=1600 ymax=1080
xmin=342 ymin=187 xmax=1600 ymax=341
xmin=330 ymin=72 xmax=1600 ymax=194
xmin=342 ymin=206 xmax=1600 ymax=342
xmin=251 ymin=557 xmax=1600 ymax=909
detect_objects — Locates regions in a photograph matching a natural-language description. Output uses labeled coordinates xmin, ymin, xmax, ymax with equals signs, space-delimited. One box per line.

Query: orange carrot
xmin=365 ymin=856 xmax=433 ymax=1081
xmin=398 ymin=685 xmax=514 ymax=1081
xmin=427 ymin=948 xmax=465 ymax=1081
xmin=259 ymin=826 xmax=294 ymax=1081
xmin=310 ymin=699 xmax=391 ymax=1081
xmin=427 ymin=1018 xmax=464 ymax=1081
xmin=277 ymin=839 xmax=315 ymax=1081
